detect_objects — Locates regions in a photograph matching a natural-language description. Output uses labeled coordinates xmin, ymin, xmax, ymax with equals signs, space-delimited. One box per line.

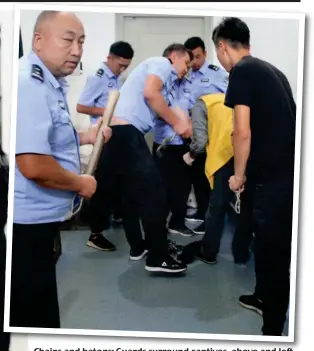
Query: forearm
xmin=189 ymin=101 xmax=208 ymax=158
xmin=16 ymin=155 xmax=82 ymax=192
xmin=77 ymin=104 xmax=104 ymax=118
xmin=145 ymin=93 xmax=178 ymax=127
xmin=233 ymin=133 xmax=251 ymax=178
xmin=78 ymin=130 xmax=92 ymax=145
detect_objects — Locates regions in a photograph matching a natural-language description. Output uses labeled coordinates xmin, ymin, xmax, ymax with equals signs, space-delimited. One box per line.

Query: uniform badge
xmin=183 ymin=89 xmax=190 ymax=93
xmin=58 ymin=100 xmax=66 ymax=110
xmin=96 ymin=68 xmax=104 ymax=78
xmin=208 ymin=64 xmax=219 ymax=71
xmin=31 ymin=64 xmax=44 ymax=82
xmin=201 ymin=78 xmax=210 ymax=83
xmin=108 ymin=82 xmax=114 ymax=87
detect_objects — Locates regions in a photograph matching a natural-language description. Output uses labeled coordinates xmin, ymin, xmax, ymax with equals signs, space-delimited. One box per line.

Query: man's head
xmin=32 ymin=11 xmax=85 ymax=78
xmin=162 ymin=43 xmax=193 ymax=79
xmin=212 ymin=17 xmax=250 ymax=72
xmin=184 ymin=37 xmax=206 ymax=71
xmin=106 ymin=41 xmax=134 ymax=76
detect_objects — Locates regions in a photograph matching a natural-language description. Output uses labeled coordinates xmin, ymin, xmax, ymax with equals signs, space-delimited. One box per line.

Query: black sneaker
xmin=168 ymin=226 xmax=194 ymax=237
xmin=192 ymin=223 xmax=205 ymax=235
xmin=87 ymin=234 xmax=116 ymax=251
xmin=185 ymin=213 xmax=204 ymax=223
xmin=130 ymin=249 xmax=148 ymax=261
xmin=145 ymin=255 xmax=187 ymax=273
xmin=195 ymin=249 xmax=217 ymax=264
xmin=239 ymin=294 xmax=263 ymax=316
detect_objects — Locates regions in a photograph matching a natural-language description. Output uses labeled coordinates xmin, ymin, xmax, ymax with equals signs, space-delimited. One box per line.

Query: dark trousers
xmin=88 ymin=125 xmax=169 ymax=258
xmin=152 ymin=143 xmax=191 ymax=228
xmin=10 ymin=223 xmax=60 ymax=328
xmin=191 ymin=153 xmax=211 ymax=220
xmin=202 ymin=159 xmax=234 ymax=257
xmin=251 ymin=174 xmax=293 ymax=335
xmin=0 ymin=231 xmax=10 ymax=350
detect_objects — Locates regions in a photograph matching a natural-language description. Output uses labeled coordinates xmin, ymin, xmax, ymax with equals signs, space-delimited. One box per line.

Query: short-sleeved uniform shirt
xmin=78 ymin=62 xmax=121 ymax=125
xmin=14 ymin=51 xmax=81 ymax=224
xmin=113 ymin=57 xmax=172 ymax=134
xmin=225 ymin=55 xmax=296 ymax=182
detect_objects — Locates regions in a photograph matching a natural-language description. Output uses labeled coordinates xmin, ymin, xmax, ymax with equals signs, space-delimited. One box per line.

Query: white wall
xmin=212 ymin=16 xmax=299 ymax=98
xmin=20 ymin=10 xmax=115 ymax=129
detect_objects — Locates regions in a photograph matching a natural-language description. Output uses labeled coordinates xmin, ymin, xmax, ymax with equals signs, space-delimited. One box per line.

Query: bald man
xmin=11 ymin=11 xmax=112 ymax=328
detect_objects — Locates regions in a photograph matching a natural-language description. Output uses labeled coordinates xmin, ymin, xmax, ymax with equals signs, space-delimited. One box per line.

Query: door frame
xmin=115 ymin=13 xmax=213 ymax=61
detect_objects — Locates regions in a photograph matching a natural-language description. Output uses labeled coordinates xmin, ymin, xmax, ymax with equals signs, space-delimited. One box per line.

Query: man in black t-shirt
xmin=212 ymin=17 xmax=296 ymax=336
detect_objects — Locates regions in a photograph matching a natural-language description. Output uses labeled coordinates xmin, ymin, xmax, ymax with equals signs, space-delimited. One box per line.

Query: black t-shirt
xmin=225 ymin=55 xmax=296 ymax=182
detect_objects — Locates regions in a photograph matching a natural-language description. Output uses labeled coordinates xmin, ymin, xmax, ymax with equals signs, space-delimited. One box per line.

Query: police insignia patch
xmin=201 ymin=78 xmax=210 ymax=83
xmin=208 ymin=64 xmax=219 ymax=71
xmin=96 ymin=68 xmax=104 ymax=77
xmin=31 ymin=64 xmax=44 ymax=82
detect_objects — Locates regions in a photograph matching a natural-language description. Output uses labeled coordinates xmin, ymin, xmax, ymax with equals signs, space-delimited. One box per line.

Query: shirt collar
xmin=102 ymin=62 xmax=117 ymax=79
xmin=27 ymin=51 xmax=69 ymax=90
xmin=198 ymin=61 xmax=208 ymax=75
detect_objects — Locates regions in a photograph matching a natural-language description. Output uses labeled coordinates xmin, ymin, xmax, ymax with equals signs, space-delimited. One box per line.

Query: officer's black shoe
xmin=195 ymin=249 xmax=217 ymax=265
xmin=178 ymin=240 xmax=202 ymax=264
xmin=185 ymin=213 xmax=204 ymax=223
xmin=168 ymin=226 xmax=194 ymax=237
xmin=87 ymin=233 xmax=116 ymax=251
xmin=239 ymin=293 xmax=263 ymax=316
xmin=192 ymin=223 xmax=205 ymax=235
xmin=145 ymin=254 xmax=187 ymax=273
xmin=233 ymin=252 xmax=250 ymax=265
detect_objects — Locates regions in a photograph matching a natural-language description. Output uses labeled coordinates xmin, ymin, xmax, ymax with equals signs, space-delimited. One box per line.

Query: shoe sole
xmin=145 ymin=266 xmax=187 ymax=273
xmin=130 ymin=250 xmax=149 ymax=261
xmin=185 ymin=218 xmax=204 ymax=223
xmin=86 ymin=241 xmax=116 ymax=251
xmin=192 ymin=230 xmax=205 ymax=235
xmin=168 ymin=228 xmax=193 ymax=237
xmin=239 ymin=301 xmax=263 ymax=316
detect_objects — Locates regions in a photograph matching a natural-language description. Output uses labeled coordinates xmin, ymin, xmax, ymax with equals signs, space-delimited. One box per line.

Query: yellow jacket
xmin=200 ymin=94 xmax=233 ymax=189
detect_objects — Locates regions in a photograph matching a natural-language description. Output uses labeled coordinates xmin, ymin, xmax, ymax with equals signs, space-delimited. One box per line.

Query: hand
xmin=77 ymin=174 xmax=97 ymax=199
xmin=88 ymin=118 xmax=112 ymax=145
xmin=229 ymin=175 xmax=246 ymax=192
xmin=183 ymin=152 xmax=194 ymax=166
xmin=172 ymin=107 xmax=192 ymax=139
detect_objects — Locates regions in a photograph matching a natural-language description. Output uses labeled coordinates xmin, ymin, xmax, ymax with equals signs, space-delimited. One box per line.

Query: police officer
xmin=152 ymin=47 xmax=195 ymax=237
xmin=11 ymin=11 xmax=112 ymax=328
xmin=213 ymin=17 xmax=295 ymax=336
xmin=77 ymin=41 xmax=134 ymax=250
xmin=87 ymin=43 xmax=192 ymax=274
xmin=184 ymin=37 xmax=229 ymax=234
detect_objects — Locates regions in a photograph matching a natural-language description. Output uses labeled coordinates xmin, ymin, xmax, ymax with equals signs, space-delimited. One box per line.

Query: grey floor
xmin=56 ymin=219 xmax=289 ymax=336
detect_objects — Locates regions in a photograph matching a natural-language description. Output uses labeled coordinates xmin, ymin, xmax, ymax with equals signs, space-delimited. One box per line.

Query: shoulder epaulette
xmin=96 ymin=68 xmax=104 ymax=78
xmin=208 ymin=64 xmax=219 ymax=71
xmin=31 ymin=64 xmax=44 ymax=83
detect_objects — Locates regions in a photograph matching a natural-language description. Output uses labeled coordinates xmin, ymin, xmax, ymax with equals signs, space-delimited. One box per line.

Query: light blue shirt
xmin=154 ymin=70 xmax=192 ymax=145
xmin=189 ymin=61 xmax=229 ymax=106
xmin=14 ymin=51 xmax=81 ymax=224
xmin=78 ymin=62 xmax=121 ymax=125
xmin=113 ymin=57 xmax=172 ymax=134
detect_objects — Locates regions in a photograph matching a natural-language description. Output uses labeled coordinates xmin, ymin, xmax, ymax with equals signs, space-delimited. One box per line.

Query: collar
xmin=102 ymin=62 xmax=117 ymax=79
xmin=27 ymin=51 xmax=69 ymax=90
xmin=198 ymin=61 xmax=208 ymax=75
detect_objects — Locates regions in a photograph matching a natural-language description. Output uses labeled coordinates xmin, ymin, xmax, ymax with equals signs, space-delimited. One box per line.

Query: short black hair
xmin=162 ymin=43 xmax=193 ymax=61
xmin=109 ymin=41 xmax=134 ymax=60
xmin=184 ymin=37 xmax=206 ymax=52
xmin=212 ymin=17 xmax=250 ymax=49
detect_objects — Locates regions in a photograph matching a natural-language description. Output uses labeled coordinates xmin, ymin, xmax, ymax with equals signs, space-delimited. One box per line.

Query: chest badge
xmin=201 ymin=78 xmax=210 ymax=83
xmin=58 ymin=100 xmax=66 ymax=110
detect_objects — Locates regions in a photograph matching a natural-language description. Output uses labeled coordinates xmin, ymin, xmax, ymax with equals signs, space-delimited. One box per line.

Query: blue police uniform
xmin=154 ymin=69 xmax=192 ymax=146
xmin=113 ymin=57 xmax=172 ymax=134
xmin=78 ymin=62 xmax=121 ymax=125
xmin=189 ymin=61 xmax=229 ymax=106
xmin=14 ymin=50 xmax=81 ymax=224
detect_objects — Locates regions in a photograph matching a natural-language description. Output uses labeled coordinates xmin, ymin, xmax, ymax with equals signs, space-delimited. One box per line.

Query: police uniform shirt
xmin=14 ymin=51 xmax=81 ymax=224
xmin=154 ymin=69 xmax=192 ymax=145
xmin=225 ymin=55 xmax=296 ymax=181
xmin=78 ymin=62 xmax=121 ymax=125
xmin=189 ymin=61 xmax=229 ymax=106
xmin=113 ymin=57 xmax=172 ymax=134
